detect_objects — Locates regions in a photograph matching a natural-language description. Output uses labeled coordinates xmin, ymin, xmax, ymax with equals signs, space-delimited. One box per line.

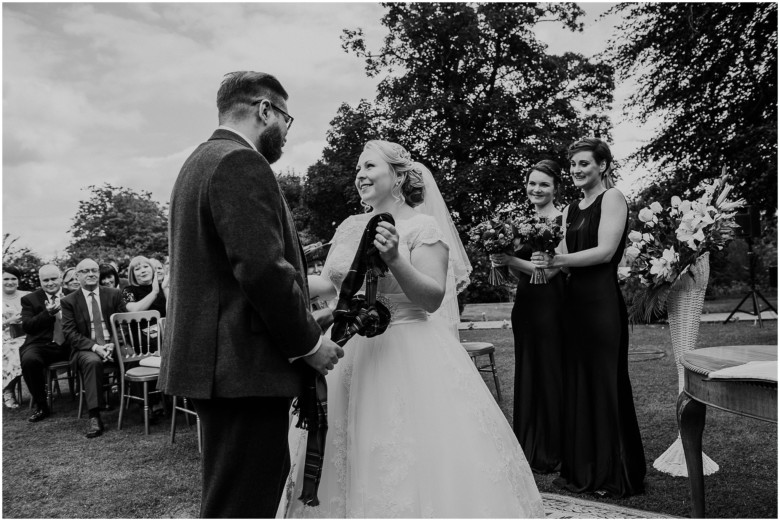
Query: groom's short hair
xmin=217 ymin=71 xmax=288 ymax=124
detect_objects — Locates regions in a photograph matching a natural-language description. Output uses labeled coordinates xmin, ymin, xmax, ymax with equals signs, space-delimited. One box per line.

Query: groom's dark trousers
xmin=192 ymin=397 xmax=292 ymax=518
xmin=160 ymin=128 xmax=323 ymax=518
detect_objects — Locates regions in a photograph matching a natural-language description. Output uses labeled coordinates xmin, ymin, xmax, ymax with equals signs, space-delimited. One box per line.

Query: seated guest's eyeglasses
xmin=77 ymin=268 xmax=99 ymax=275
xmin=252 ymin=99 xmax=294 ymax=130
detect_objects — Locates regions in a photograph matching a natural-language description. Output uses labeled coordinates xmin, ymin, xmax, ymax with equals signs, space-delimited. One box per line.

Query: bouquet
xmin=511 ymin=214 xmax=564 ymax=284
xmin=626 ymin=174 xmax=745 ymax=322
xmin=468 ymin=217 xmax=515 ymax=285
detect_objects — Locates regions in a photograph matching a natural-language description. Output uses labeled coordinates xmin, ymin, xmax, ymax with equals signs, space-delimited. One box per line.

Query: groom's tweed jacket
xmin=160 ymin=129 xmax=321 ymax=399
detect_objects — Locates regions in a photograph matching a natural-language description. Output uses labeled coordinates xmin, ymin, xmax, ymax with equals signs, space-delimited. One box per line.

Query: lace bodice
xmin=321 ymin=212 xmax=448 ymax=312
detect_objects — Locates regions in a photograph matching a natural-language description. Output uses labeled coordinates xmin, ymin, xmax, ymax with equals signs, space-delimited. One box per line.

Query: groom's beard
xmin=258 ymin=125 xmax=284 ymax=164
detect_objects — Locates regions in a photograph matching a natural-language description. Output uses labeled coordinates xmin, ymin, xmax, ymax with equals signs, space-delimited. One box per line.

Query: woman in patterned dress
xmin=3 ymin=266 xmax=29 ymax=408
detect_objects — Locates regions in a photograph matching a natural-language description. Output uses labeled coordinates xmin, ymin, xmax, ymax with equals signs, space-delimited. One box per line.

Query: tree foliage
xmin=277 ymin=171 xmax=317 ymax=246
xmin=3 ymin=234 xmax=44 ymax=291
xmin=303 ymin=100 xmax=386 ymax=241
xmin=66 ymin=184 xmax=168 ymax=270
xmin=339 ymin=2 xmax=614 ymax=227
xmin=608 ymin=3 xmax=778 ymax=217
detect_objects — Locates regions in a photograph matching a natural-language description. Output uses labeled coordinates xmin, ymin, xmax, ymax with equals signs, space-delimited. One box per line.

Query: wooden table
xmin=677 ymin=345 xmax=777 ymax=518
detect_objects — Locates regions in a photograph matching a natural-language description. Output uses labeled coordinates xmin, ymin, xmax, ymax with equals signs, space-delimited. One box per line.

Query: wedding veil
xmin=413 ymin=162 xmax=472 ymax=337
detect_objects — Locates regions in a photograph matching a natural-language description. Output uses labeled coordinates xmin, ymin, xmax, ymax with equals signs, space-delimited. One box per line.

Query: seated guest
xmin=107 ymin=259 xmax=130 ymax=290
xmin=99 ymin=263 xmax=120 ymax=288
xmin=3 ymin=266 xmax=29 ymax=408
xmin=149 ymin=257 xmax=167 ymax=286
xmin=121 ymin=256 xmax=166 ymax=415
xmin=61 ymin=268 xmax=80 ymax=294
xmin=122 ymin=256 xmax=168 ymax=316
xmin=20 ymin=265 xmax=71 ymax=422
xmin=61 ymin=259 xmax=127 ymax=438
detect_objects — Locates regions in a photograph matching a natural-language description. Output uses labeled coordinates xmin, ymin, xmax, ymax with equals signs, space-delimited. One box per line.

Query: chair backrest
xmin=110 ymin=311 xmax=162 ymax=368
xmin=158 ymin=317 xmax=166 ymax=352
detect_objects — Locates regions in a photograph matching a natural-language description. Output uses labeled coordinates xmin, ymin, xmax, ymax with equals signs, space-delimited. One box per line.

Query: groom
xmin=160 ymin=71 xmax=344 ymax=518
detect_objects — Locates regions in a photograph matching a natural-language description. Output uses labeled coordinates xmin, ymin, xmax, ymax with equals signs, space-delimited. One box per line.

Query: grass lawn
xmin=3 ymin=322 xmax=776 ymax=518
xmin=460 ymin=321 xmax=778 ymax=519
xmin=461 ymin=295 xmax=778 ymax=322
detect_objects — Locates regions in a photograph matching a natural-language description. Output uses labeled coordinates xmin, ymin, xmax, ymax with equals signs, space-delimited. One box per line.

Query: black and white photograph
xmin=2 ymin=2 xmax=777 ymax=519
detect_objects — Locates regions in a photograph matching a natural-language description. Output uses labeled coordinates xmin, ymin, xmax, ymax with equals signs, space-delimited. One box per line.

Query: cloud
xmin=2 ymin=3 xmax=652 ymax=259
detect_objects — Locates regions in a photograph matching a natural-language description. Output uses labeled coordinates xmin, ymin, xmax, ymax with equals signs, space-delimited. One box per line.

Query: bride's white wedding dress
xmin=282 ymin=212 xmax=544 ymax=518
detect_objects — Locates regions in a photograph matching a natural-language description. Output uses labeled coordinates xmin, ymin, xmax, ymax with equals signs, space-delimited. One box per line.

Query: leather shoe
xmin=28 ymin=408 xmax=50 ymax=423
xmin=85 ymin=417 xmax=104 ymax=438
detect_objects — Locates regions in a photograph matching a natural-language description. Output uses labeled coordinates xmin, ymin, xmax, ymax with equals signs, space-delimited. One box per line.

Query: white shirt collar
xmin=217 ymin=125 xmax=258 ymax=152
xmin=80 ymin=287 xmax=100 ymax=300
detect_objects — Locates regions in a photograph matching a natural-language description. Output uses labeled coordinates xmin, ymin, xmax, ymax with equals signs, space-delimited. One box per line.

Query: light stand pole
xmin=723 ymin=237 xmax=777 ymax=327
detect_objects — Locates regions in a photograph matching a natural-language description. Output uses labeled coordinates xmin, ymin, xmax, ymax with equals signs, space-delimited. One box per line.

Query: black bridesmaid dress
xmin=555 ymin=190 xmax=646 ymax=498
xmin=511 ymin=215 xmax=565 ymax=473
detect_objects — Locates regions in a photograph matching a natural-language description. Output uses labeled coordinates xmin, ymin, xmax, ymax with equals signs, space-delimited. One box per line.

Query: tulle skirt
xmin=281 ymin=316 xmax=543 ymax=518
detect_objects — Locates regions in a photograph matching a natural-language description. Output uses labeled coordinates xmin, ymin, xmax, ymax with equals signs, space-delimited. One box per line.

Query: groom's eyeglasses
xmin=252 ymin=99 xmax=294 ymax=130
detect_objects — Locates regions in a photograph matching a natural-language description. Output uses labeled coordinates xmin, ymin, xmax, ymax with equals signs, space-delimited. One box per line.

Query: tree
xmin=340 ymin=2 xmax=613 ymax=225
xmin=277 ymin=171 xmax=317 ymax=246
xmin=3 ymin=234 xmax=43 ymax=291
xmin=303 ymin=100 xmax=386 ymax=241
xmin=66 ymin=184 xmax=168 ymax=271
xmin=608 ymin=3 xmax=778 ymax=217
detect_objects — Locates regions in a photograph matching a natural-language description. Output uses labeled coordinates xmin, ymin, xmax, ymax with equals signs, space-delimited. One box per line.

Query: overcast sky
xmin=2 ymin=2 xmax=649 ymax=260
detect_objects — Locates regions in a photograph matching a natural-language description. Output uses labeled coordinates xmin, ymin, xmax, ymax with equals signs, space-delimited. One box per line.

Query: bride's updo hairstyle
xmin=567 ymin=137 xmax=616 ymax=189
xmin=364 ymin=140 xmax=426 ymax=207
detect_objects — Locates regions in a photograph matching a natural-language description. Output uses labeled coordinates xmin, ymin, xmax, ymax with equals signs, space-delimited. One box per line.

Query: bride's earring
xmin=392 ymin=180 xmax=404 ymax=205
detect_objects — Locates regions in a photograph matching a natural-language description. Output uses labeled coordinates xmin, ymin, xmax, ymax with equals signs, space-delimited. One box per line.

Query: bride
xmin=282 ymin=140 xmax=543 ymax=518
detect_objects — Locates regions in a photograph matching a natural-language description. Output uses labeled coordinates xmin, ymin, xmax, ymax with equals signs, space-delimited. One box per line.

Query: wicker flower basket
xmin=653 ymin=252 xmax=720 ymax=477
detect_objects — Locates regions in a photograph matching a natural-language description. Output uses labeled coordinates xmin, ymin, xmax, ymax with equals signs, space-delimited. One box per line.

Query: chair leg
xmin=13 ymin=377 xmax=21 ymax=407
xmin=46 ymin=368 xmax=54 ymax=411
xmin=67 ymin=368 xmax=75 ymax=400
xmin=183 ymin=397 xmax=192 ymax=427
xmin=117 ymin=379 xmax=125 ymax=431
xmin=196 ymin=414 xmax=202 ymax=453
xmin=77 ymin=373 xmax=84 ymax=419
xmin=143 ymin=382 xmax=150 ymax=435
xmin=170 ymin=396 xmax=178 ymax=444
xmin=54 ymin=378 xmax=62 ymax=400
xmin=489 ymin=352 xmax=502 ymax=402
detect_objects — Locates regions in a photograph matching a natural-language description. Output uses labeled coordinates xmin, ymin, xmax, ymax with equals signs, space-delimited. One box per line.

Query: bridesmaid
xmin=491 ymin=159 xmax=564 ymax=474
xmin=532 ymin=138 xmax=646 ymax=498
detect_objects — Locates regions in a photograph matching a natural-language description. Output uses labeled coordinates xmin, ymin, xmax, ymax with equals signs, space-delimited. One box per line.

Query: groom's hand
xmin=303 ymin=337 xmax=344 ymax=375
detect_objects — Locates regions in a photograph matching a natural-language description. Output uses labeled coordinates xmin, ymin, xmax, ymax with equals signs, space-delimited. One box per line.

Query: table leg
xmin=677 ymin=392 xmax=707 ymax=518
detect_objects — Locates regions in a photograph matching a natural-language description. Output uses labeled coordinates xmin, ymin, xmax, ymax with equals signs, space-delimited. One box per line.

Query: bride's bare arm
xmin=387 ymin=242 xmax=448 ymax=313
xmin=373 ymin=220 xmax=448 ymax=312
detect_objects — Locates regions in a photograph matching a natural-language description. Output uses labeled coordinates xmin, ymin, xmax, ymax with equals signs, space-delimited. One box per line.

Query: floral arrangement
xmin=511 ymin=214 xmax=564 ymax=284
xmin=468 ymin=218 xmax=515 ymax=285
xmin=625 ymin=176 xmax=745 ymax=322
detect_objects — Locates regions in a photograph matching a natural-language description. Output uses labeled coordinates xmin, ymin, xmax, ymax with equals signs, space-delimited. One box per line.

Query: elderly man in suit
xmin=61 ymin=258 xmax=126 ymax=438
xmin=160 ymin=71 xmax=344 ymax=518
xmin=20 ymin=264 xmax=71 ymax=423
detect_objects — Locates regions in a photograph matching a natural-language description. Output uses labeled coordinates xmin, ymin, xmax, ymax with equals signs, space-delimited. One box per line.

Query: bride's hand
xmin=375 ymin=221 xmax=400 ymax=262
xmin=531 ymin=251 xmax=553 ymax=268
